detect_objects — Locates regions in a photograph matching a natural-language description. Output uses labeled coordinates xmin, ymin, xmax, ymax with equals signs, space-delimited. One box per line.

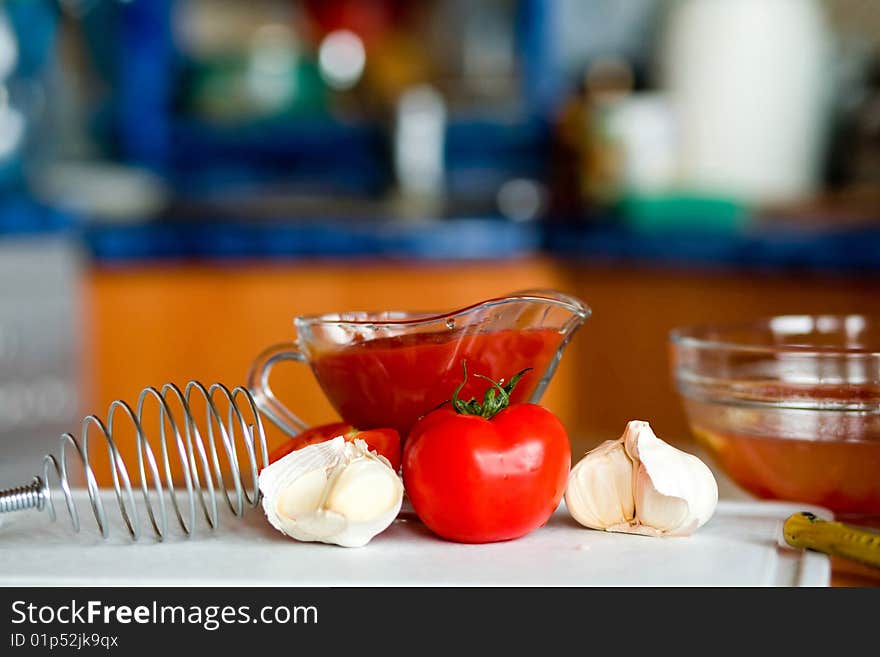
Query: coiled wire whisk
xmin=0 ymin=381 xmax=268 ymax=541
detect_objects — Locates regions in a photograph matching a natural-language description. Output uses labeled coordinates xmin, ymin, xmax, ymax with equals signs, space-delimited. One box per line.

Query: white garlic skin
xmin=259 ymin=437 xmax=403 ymax=548
xmin=564 ymin=440 xmax=634 ymax=530
xmin=565 ymin=420 xmax=718 ymax=537
xmin=623 ymin=421 xmax=718 ymax=537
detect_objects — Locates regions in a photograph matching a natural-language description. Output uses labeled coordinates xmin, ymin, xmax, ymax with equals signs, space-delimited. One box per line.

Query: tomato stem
xmin=451 ymin=360 xmax=531 ymax=419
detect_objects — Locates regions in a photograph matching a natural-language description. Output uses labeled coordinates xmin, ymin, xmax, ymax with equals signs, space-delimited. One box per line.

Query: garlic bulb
xmin=565 ymin=420 xmax=718 ymax=537
xmin=259 ymin=436 xmax=403 ymax=547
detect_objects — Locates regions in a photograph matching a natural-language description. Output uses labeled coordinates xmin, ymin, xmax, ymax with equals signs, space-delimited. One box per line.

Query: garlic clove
xmin=564 ymin=440 xmax=634 ymax=530
xmin=260 ymin=437 xmax=344 ymax=538
xmin=276 ymin=467 xmax=328 ymax=518
xmin=258 ymin=436 xmax=403 ymax=548
xmin=320 ymin=502 xmax=402 ymax=548
xmin=620 ymin=465 xmax=693 ymax=537
xmin=320 ymin=443 xmax=405 ymax=548
xmin=325 ymin=457 xmax=403 ymax=523
xmin=291 ymin=509 xmax=348 ymax=541
xmin=623 ymin=420 xmax=718 ymax=536
xmin=260 ymin=436 xmax=345 ymax=499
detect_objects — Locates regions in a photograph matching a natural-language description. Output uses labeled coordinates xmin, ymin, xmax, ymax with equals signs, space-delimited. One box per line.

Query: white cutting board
xmin=0 ymin=493 xmax=830 ymax=586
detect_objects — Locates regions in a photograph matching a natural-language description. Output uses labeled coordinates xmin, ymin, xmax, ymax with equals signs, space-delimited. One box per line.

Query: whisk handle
xmin=0 ymin=476 xmax=45 ymax=514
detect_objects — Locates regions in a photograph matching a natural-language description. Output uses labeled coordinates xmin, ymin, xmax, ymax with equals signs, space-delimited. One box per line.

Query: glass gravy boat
xmin=247 ymin=290 xmax=590 ymax=437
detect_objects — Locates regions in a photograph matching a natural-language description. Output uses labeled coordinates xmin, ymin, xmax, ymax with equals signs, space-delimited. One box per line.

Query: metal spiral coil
xmin=0 ymin=381 xmax=268 ymax=541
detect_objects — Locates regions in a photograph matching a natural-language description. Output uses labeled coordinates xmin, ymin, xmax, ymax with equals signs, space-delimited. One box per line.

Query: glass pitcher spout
xmin=459 ymin=290 xmax=591 ymax=404
xmin=495 ymin=289 xmax=591 ymax=337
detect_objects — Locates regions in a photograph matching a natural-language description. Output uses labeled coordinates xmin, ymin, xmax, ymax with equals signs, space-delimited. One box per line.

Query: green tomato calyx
xmin=450 ymin=360 xmax=531 ymax=420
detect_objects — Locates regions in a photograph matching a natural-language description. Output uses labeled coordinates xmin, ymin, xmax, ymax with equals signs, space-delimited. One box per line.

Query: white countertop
xmin=0 ymin=492 xmax=830 ymax=587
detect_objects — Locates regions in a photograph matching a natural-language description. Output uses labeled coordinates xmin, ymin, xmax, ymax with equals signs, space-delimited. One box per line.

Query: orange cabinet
xmin=83 ymin=258 xmax=880 ymax=484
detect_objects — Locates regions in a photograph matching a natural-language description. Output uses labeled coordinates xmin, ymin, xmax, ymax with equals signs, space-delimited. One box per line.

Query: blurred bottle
xmin=839 ymin=56 xmax=880 ymax=188
xmin=660 ymin=0 xmax=832 ymax=206
xmin=580 ymin=58 xmax=636 ymax=207
xmin=392 ymin=84 xmax=446 ymax=216
xmin=549 ymin=57 xmax=637 ymax=218
xmin=548 ymin=75 xmax=592 ymax=220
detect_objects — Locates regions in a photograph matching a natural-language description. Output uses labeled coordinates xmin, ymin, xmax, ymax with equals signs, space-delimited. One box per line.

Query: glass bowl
xmin=670 ymin=315 xmax=880 ymax=521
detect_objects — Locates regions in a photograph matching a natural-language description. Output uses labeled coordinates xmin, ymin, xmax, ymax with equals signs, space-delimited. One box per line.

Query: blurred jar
xmin=603 ymin=92 xmax=678 ymax=198
xmin=660 ymin=0 xmax=832 ymax=206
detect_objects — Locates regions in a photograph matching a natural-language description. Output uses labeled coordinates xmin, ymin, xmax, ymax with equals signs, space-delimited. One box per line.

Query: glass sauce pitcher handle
xmin=247 ymin=342 xmax=309 ymax=436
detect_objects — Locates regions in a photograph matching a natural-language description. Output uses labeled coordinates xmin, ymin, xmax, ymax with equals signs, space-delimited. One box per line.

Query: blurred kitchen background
xmin=1 ymin=0 xmax=879 ymax=484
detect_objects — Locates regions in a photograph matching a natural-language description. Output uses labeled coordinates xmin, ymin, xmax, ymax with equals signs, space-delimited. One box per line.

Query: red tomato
xmin=402 ymin=403 xmax=571 ymax=543
xmin=268 ymin=422 xmax=401 ymax=472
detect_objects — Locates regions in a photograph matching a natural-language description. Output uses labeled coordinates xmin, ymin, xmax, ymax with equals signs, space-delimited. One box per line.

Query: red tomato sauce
xmin=310 ymin=327 xmax=564 ymax=436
